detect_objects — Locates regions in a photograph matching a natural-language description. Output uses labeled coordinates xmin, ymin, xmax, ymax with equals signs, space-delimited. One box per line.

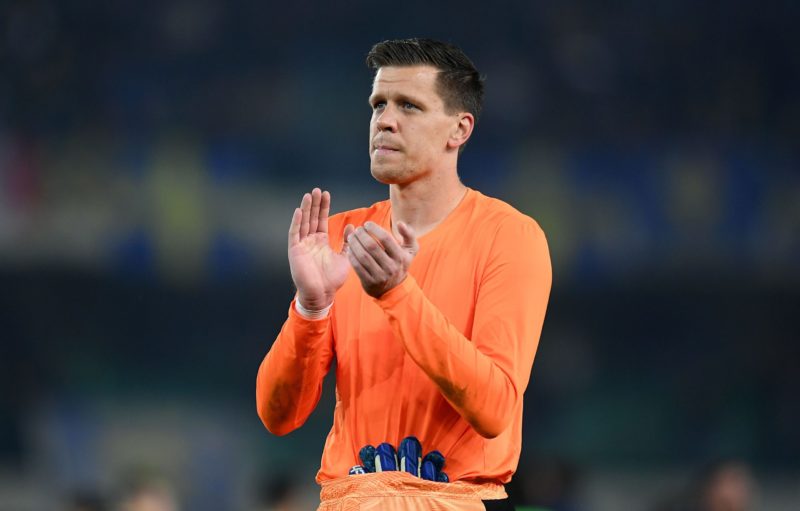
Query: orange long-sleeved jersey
xmin=256 ymin=188 xmax=551 ymax=484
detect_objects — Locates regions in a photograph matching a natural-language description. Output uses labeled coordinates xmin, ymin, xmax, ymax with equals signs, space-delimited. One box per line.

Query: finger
xmin=396 ymin=221 xmax=419 ymax=253
xmin=359 ymin=445 xmax=377 ymax=473
xmin=354 ymin=224 xmax=401 ymax=273
xmin=348 ymin=249 xmax=375 ymax=285
xmin=299 ymin=193 xmax=311 ymax=239
xmin=399 ymin=436 xmax=422 ymax=477
xmin=348 ymin=230 xmax=383 ymax=279
xmin=421 ymin=460 xmax=437 ymax=481
xmin=422 ymin=450 xmax=445 ymax=472
xmin=288 ymin=207 xmax=302 ymax=246
xmin=319 ymin=190 xmax=331 ymax=234
xmin=309 ymin=188 xmax=322 ymax=234
xmin=363 ymin=222 xmax=406 ymax=260
xmin=341 ymin=224 xmax=355 ymax=254
xmin=375 ymin=443 xmax=398 ymax=472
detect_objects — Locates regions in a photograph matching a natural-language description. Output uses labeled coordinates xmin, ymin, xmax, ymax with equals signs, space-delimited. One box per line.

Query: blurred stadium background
xmin=1 ymin=0 xmax=798 ymax=510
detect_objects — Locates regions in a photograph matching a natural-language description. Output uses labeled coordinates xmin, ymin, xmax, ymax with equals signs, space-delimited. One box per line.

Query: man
xmin=257 ymin=38 xmax=552 ymax=510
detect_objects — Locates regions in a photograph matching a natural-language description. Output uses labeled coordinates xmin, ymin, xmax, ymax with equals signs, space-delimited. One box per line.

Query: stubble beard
xmin=370 ymin=158 xmax=412 ymax=185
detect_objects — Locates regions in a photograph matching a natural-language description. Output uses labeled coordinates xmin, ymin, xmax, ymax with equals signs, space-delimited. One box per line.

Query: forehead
xmin=371 ymin=65 xmax=441 ymax=98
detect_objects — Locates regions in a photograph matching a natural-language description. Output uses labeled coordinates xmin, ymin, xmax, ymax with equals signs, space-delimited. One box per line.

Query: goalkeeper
xmin=257 ymin=38 xmax=552 ymax=510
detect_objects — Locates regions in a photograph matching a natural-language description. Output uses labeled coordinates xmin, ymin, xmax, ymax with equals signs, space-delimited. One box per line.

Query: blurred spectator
xmin=653 ymin=459 xmax=756 ymax=511
xmin=253 ymin=474 xmax=303 ymax=511
xmin=117 ymin=472 xmax=179 ymax=511
xmin=508 ymin=457 xmax=584 ymax=511
xmin=698 ymin=460 xmax=755 ymax=511
xmin=65 ymin=489 xmax=108 ymax=511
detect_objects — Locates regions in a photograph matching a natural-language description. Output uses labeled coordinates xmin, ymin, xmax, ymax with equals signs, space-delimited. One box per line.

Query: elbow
xmin=257 ymin=404 xmax=295 ymax=437
xmin=474 ymin=426 xmax=501 ymax=439
xmin=467 ymin=400 xmax=515 ymax=438
xmin=444 ymin=374 xmax=519 ymax=438
xmin=262 ymin=416 xmax=294 ymax=437
xmin=256 ymin=369 xmax=300 ymax=436
xmin=469 ymin=389 xmax=519 ymax=439
xmin=471 ymin=415 xmax=511 ymax=439
xmin=256 ymin=394 xmax=296 ymax=437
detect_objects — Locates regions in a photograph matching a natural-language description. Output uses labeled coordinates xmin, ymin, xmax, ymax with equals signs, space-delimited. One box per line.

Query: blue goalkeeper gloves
xmin=349 ymin=436 xmax=448 ymax=482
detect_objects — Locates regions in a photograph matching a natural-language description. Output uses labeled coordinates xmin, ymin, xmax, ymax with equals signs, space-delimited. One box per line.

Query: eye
xmin=372 ymin=100 xmax=386 ymax=110
xmin=402 ymin=102 xmax=418 ymax=110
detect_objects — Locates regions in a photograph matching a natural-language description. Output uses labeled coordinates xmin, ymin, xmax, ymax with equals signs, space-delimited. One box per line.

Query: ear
xmin=446 ymin=112 xmax=475 ymax=151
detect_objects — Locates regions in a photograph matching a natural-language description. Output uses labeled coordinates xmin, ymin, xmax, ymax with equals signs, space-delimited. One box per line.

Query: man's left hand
xmin=346 ymin=221 xmax=418 ymax=298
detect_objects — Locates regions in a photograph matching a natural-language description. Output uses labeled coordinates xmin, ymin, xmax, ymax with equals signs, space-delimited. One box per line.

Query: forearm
xmin=376 ymin=217 xmax=551 ymax=438
xmin=256 ymin=301 xmax=334 ymax=435
xmin=376 ymin=278 xmax=522 ymax=438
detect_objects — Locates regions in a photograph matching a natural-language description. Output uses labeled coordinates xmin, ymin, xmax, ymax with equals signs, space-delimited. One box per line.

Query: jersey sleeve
xmin=374 ymin=217 xmax=551 ymax=438
xmin=256 ymin=300 xmax=335 ymax=436
xmin=255 ymin=211 xmax=353 ymax=436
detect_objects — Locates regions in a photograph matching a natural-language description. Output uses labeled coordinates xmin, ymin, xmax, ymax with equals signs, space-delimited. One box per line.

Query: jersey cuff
xmin=374 ymin=275 xmax=417 ymax=309
xmin=288 ymin=299 xmax=332 ymax=325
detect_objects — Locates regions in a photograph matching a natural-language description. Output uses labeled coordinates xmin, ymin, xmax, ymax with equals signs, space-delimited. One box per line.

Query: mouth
xmin=372 ymin=136 xmax=401 ymax=153
xmin=372 ymin=144 xmax=400 ymax=156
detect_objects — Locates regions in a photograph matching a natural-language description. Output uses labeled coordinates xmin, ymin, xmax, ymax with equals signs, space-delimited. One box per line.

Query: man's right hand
xmin=288 ymin=188 xmax=353 ymax=311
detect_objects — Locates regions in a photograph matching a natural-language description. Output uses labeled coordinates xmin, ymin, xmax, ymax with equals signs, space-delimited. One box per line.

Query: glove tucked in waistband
xmin=349 ymin=436 xmax=448 ymax=482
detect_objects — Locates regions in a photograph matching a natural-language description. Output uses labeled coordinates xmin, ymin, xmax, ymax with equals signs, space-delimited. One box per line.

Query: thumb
xmin=396 ymin=222 xmax=418 ymax=253
xmin=341 ymin=224 xmax=355 ymax=253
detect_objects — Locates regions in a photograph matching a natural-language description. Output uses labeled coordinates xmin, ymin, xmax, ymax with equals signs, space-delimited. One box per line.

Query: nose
xmin=375 ymin=105 xmax=398 ymax=133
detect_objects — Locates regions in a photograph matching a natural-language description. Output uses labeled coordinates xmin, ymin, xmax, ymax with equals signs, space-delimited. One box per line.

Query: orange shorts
xmin=317 ymin=471 xmax=507 ymax=511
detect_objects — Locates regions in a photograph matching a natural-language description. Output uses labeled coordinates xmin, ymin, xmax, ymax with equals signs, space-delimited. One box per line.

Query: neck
xmin=388 ymin=169 xmax=467 ymax=239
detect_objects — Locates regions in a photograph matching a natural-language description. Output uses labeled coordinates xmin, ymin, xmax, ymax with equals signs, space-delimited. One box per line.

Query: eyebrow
xmin=368 ymin=93 xmax=427 ymax=109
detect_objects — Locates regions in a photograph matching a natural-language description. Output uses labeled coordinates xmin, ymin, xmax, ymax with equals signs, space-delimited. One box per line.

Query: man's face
xmin=368 ymin=65 xmax=460 ymax=185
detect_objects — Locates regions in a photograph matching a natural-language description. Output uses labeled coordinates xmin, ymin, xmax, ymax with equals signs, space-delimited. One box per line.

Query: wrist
xmin=295 ymin=291 xmax=333 ymax=311
xmin=295 ymin=298 xmax=333 ymax=320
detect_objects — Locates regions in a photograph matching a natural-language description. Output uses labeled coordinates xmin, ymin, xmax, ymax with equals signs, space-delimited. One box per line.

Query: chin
xmin=370 ymin=164 xmax=403 ymax=184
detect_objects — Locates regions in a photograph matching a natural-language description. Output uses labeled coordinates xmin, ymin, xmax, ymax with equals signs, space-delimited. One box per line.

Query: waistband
xmin=319 ymin=471 xmax=507 ymax=502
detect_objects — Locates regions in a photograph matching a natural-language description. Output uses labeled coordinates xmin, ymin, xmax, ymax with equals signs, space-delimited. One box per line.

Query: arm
xmin=348 ymin=218 xmax=551 ymax=438
xmin=256 ymin=302 xmax=334 ymax=436
xmin=256 ymin=189 xmax=353 ymax=435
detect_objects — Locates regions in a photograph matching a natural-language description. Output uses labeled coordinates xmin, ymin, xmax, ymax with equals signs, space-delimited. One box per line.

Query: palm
xmin=287 ymin=188 xmax=351 ymax=310
xmin=289 ymin=232 xmax=350 ymax=302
